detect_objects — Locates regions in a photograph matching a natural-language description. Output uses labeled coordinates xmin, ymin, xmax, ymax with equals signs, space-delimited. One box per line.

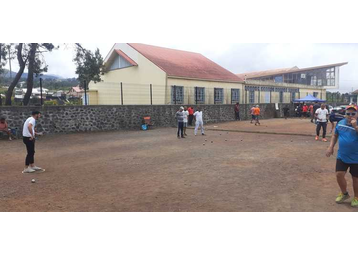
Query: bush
xmin=44 ymin=100 xmax=58 ymax=106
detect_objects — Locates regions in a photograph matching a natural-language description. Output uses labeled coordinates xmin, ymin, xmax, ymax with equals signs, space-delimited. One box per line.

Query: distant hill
xmin=0 ymin=69 xmax=64 ymax=80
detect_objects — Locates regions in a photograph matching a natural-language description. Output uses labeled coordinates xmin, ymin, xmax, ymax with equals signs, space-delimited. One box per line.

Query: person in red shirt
xmin=188 ymin=107 xmax=194 ymax=126
xmin=309 ymin=104 xmax=314 ymax=122
xmin=302 ymin=104 xmax=309 ymax=119
xmin=234 ymin=103 xmax=241 ymax=121
xmin=0 ymin=116 xmax=12 ymax=141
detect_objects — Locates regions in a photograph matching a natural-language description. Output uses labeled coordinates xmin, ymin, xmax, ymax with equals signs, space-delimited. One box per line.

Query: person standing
xmin=250 ymin=106 xmax=256 ymax=124
xmin=188 ymin=107 xmax=194 ymax=126
xmin=22 ymin=111 xmax=43 ymax=174
xmin=283 ymin=105 xmax=290 ymax=120
xmin=234 ymin=103 xmax=241 ymax=121
xmin=309 ymin=104 xmax=314 ymax=120
xmin=254 ymin=105 xmax=261 ymax=126
xmin=312 ymin=102 xmax=321 ymax=123
xmin=175 ymin=107 xmax=185 ymax=139
xmin=194 ymin=108 xmax=205 ymax=136
xmin=183 ymin=107 xmax=189 ymax=136
xmin=326 ymin=105 xmax=358 ymax=207
xmin=302 ymin=104 xmax=309 ymax=119
xmin=315 ymin=104 xmax=329 ymax=142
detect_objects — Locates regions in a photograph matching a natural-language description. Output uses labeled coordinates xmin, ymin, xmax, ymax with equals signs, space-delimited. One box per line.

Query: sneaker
xmin=22 ymin=167 xmax=36 ymax=174
xmin=315 ymin=136 xmax=319 ymax=141
xmin=322 ymin=138 xmax=328 ymax=142
xmin=352 ymin=197 xmax=358 ymax=208
xmin=336 ymin=193 xmax=350 ymax=204
xmin=31 ymin=166 xmax=43 ymax=171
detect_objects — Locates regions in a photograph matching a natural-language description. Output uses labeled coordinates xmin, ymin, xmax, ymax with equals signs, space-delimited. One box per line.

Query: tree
xmin=73 ymin=44 xmax=104 ymax=105
xmin=5 ymin=44 xmax=29 ymax=105
xmin=23 ymin=43 xmax=56 ymax=106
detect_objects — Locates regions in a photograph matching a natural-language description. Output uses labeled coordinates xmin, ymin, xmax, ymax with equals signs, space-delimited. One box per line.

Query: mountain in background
xmin=0 ymin=69 xmax=64 ymax=80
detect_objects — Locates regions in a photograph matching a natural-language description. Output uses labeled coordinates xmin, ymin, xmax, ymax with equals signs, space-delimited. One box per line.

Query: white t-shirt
xmin=194 ymin=111 xmax=203 ymax=122
xmin=183 ymin=111 xmax=189 ymax=123
xmin=315 ymin=108 xmax=329 ymax=123
xmin=23 ymin=117 xmax=36 ymax=138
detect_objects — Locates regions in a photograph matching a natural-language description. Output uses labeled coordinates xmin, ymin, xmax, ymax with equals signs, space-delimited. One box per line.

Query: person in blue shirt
xmin=326 ymin=105 xmax=358 ymax=207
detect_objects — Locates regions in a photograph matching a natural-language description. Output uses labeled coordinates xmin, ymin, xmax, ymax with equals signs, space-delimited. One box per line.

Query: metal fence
xmin=88 ymin=82 xmax=242 ymax=106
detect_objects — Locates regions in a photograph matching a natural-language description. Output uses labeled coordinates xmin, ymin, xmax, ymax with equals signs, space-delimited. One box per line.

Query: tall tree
xmin=73 ymin=44 xmax=104 ymax=105
xmin=0 ymin=43 xmax=8 ymax=75
xmin=5 ymin=44 xmax=28 ymax=105
xmin=23 ymin=43 xmax=56 ymax=106
xmin=73 ymin=44 xmax=104 ymax=87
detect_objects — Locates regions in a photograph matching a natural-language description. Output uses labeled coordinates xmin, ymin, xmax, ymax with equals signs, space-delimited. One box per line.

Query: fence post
xmin=84 ymin=80 xmax=88 ymax=106
xmin=150 ymin=84 xmax=153 ymax=105
xmin=121 ymin=82 xmax=124 ymax=105
xmin=40 ymin=78 xmax=43 ymax=106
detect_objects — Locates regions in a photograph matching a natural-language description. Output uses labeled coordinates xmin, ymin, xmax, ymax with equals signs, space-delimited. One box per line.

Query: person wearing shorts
xmin=254 ymin=105 xmax=261 ymax=126
xmin=326 ymin=105 xmax=358 ymax=207
xmin=250 ymin=106 xmax=256 ymax=124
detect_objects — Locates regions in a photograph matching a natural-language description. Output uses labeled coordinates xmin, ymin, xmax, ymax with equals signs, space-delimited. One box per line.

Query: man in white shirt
xmin=22 ymin=111 xmax=43 ymax=173
xmin=315 ymin=104 xmax=329 ymax=142
xmin=183 ymin=107 xmax=189 ymax=136
xmin=194 ymin=109 xmax=205 ymax=136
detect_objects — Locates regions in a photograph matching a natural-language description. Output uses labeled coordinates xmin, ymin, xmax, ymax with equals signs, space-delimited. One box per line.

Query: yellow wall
xmin=89 ymin=45 xmax=167 ymax=105
xmin=167 ymin=78 xmax=244 ymax=105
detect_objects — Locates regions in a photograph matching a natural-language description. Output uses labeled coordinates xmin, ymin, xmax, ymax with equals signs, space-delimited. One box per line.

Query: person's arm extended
xmin=326 ymin=133 xmax=338 ymax=157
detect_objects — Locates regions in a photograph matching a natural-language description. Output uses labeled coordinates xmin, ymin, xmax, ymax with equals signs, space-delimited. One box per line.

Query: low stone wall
xmin=0 ymin=104 xmax=293 ymax=134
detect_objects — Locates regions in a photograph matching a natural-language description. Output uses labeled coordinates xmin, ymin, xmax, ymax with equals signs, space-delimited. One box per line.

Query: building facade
xmin=88 ymin=44 xmax=347 ymax=106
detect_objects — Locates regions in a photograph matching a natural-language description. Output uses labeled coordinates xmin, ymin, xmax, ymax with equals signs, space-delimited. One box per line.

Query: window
xmin=171 ymin=86 xmax=184 ymax=104
xmin=279 ymin=91 xmax=284 ymax=103
xmin=214 ymin=88 xmax=224 ymax=104
xmin=195 ymin=87 xmax=205 ymax=104
xmin=313 ymin=92 xmax=319 ymax=98
xmin=110 ymin=55 xmax=132 ymax=70
xmin=264 ymin=92 xmax=271 ymax=103
xmin=291 ymin=92 xmax=296 ymax=102
xmin=249 ymin=91 xmax=255 ymax=104
xmin=231 ymin=89 xmax=240 ymax=104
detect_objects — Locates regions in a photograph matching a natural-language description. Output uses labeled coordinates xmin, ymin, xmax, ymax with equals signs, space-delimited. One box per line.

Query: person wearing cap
xmin=175 ymin=107 xmax=185 ymax=139
xmin=326 ymin=105 xmax=358 ymax=207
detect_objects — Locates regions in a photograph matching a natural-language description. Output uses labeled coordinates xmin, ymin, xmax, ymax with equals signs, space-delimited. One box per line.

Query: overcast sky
xmin=5 ymin=43 xmax=358 ymax=93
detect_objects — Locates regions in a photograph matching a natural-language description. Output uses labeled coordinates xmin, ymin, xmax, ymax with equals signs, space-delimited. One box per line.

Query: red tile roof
xmin=128 ymin=43 xmax=243 ymax=82
xmin=237 ymin=62 xmax=348 ymax=80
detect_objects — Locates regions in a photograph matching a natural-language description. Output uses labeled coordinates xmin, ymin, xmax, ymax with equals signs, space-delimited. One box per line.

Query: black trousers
xmin=188 ymin=115 xmax=194 ymax=126
xmin=177 ymin=122 xmax=184 ymax=137
xmin=316 ymin=122 xmax=327 ymax=138
xmin=235 ymin=112 xmax=241 ymax=120
xmin=23 ymin=137 xmax=35 ymax=166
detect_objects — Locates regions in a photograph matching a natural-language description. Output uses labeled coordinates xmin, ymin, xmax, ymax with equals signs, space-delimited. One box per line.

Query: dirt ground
xmin=0 ymin=118 xmax=356 ymax=212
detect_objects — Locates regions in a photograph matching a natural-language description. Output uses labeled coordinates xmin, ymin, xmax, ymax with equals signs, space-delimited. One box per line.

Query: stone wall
xmin=0 ymin=104 xmax=294 ymax=134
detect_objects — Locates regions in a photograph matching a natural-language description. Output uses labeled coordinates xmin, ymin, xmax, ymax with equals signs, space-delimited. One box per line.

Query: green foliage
xmin=44 ymin=100 xmax=58 ymax=106
xmin=65 ymin=99 xmax=82 ymax=106
xmin=0 ymin=43 xmax=8 ymax=75
xmin=73 ymin=44 xmax=104 ymax=88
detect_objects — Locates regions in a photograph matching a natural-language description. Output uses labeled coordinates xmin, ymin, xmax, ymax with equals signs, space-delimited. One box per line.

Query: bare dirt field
xmin=0 ymin=118 xmax=356 ymax=212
